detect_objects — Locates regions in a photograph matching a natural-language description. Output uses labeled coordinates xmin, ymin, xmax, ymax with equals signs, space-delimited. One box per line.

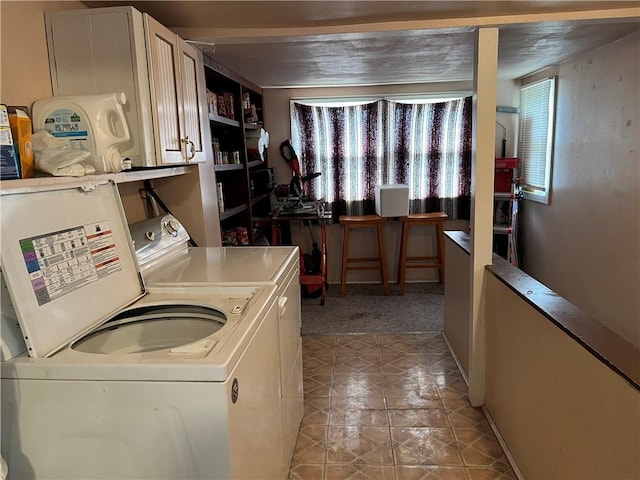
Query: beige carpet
xmin=301 ymin=282 xmax=444 ymax=335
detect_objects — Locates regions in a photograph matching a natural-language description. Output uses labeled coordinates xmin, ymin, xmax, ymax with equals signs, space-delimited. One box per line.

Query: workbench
xmin=271 ymin=210 xmax=331 ymax=305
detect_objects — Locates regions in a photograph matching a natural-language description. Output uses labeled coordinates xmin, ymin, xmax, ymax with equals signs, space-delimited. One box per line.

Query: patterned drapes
xmin=291 ymin=97 xmax=472 ymax=220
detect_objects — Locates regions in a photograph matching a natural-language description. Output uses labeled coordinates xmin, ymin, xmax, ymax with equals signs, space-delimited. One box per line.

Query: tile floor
xmin=289 ymin=334 xmax=517 ymax=480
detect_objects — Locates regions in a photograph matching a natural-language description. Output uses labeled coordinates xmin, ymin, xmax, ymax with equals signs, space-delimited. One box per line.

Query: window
xmin=518 ymin=77 xmax=557 ymax=204
xmin=290 ymin=96 xmax=472 ymax=220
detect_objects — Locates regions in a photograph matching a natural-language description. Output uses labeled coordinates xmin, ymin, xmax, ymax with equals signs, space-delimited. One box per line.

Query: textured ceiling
xmin=83 ymin=1 xmax=640 ymax=87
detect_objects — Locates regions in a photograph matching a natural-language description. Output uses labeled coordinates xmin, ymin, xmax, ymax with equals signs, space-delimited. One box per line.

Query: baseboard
xmin=481 ymin=406 xmax=525 ymax=480
xmin=442 ymin=332 xmax=469 ymax=384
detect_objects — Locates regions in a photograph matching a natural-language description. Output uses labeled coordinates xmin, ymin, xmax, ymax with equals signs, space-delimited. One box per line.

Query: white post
xmin=468 ymin=27 xmax=498 ymax=406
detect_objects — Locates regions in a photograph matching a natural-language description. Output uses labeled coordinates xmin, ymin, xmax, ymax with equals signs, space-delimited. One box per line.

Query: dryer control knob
xmin=145 ymin=231 xmax=155 ymax=241
xmin=164 ymin=219 xmax=181 ymax=236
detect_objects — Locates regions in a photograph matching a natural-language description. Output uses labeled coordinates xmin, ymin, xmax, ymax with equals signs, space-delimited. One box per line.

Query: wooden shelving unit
xmin=203 ymin=56 xmax=273 ymax=246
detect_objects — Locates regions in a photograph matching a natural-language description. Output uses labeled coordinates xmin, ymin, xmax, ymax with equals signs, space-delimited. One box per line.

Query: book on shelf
xmin=223 ymin=92 xmax=235 ymax=120
xmin=216 ymin=94 xmax=227 ymax=118
xmin=216 ymin=182 xmax=224 ymax=213
xmin=206 ymin=90 xmax=218 ymax=116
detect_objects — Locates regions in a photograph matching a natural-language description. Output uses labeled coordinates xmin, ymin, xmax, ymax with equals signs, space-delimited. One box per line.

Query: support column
xmin=468 ymin=27 xmax=499 ymax=406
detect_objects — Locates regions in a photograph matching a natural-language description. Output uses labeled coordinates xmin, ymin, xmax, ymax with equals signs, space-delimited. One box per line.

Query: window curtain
xmin=385 ymin=97 xmax=472 ymax=219
xmin=292 ymin=101 xmax=383 ymax=217
xmin=291 ymin=97 xmax=472 ymax=220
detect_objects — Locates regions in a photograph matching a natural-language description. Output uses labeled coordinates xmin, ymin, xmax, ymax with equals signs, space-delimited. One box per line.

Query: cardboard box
xmin=9 ymin=108 xmax=34 ymax=178
xmin=0 ymin=104 xmax=21 ymax=180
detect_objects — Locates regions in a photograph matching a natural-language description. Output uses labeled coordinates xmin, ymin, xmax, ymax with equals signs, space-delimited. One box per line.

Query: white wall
xmin=520 ymin=32 xmax=640 ymax=347
xmin=495 ymin=79 xmax=520 ymax=158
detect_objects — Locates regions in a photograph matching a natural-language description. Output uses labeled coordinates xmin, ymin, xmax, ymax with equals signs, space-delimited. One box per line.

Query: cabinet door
xmin=178 ymin=39 xmax=208 ymax=164
xmin=144 ymin=14 xmax=186 ymax=165
xmin=45 ymin=8 xmax=157 ymax=167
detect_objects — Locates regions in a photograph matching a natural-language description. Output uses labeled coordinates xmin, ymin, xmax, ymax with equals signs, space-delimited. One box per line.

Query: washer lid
xmin=0 ymin=181 xmax=145 ymax=358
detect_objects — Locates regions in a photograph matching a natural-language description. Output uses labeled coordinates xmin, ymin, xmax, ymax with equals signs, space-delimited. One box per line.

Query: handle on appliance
xmin=102 ymin=92 xmax=130 ymax=142
xmin=278 ymin=296 xmax=288 ymax=317
xmin=181 ymin=136 xmax=196 ymax=161
xmin=106 ymin=109 xmax=129 ymax=141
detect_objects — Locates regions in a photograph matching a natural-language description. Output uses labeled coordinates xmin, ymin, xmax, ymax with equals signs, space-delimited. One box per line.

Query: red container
xmin=494 ymin=158 xmax=519 ymax=192
xmin=495 ymin=157 xmax=519 ymax=169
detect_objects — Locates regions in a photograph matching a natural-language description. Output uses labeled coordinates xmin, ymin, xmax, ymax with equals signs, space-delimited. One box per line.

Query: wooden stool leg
xmin=377 ymin=222 xmax=390 ymax=295
xmin=436 ymin=221 xmax=445 ymax=283
xmin=271 ymin=222 xmax=281 ymax=246
xmin=341 ymin=224 xmax=350 ymax=296
xmin=398 ymin=220 xmax=409 ymax=295
xmin=320 ymin=221 xmax=327 ymax=305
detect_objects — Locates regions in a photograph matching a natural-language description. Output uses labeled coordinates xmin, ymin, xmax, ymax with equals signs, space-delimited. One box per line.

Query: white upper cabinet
xmin=178 ymin=38 xmax=209 ymax=165
xmin=45 ymin=6 xmax=209 ymax=167
xmin=144 ymin=16 xmax=208 ymax=165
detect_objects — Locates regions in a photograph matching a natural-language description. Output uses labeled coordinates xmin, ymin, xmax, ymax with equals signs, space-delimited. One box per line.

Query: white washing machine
xmin=129 ymin=216 xmax=304 ymax=478
xmin=0 ymin=181 xmax=290 ymax=479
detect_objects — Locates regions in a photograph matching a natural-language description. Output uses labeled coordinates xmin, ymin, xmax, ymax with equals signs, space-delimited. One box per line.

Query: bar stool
xmin=398 ymin=212 xmax=448 ymax=295
xmin=340 ymin=215 xmax=389 ymax=296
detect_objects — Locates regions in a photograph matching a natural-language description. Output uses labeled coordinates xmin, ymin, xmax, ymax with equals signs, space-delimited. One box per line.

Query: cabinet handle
xmin=278 ymin=296 xmax=288 ymax=317
xmin=181 ymin=136 xmax=196 ymax=161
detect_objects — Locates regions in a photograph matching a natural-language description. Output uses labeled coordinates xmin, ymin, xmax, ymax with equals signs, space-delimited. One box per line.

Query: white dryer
xmin=129 ymin=216 xmax=304 ymax=478
xmin=0 ymin=181 xmax=288 ymax=479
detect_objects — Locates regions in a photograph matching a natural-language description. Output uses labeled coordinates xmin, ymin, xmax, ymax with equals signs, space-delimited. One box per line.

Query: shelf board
xmin=219 ymin=203 xmax=248 ymax=221
xmin=244 ymin=123 xmax=262 ymax=130
xmin=251 ymin=192 xmax=270 ymax=206
xmin=214 ymin=163 xmax=245 ymax=172
xmin=0 ymin=165 xmax=192 ymax=190
xmin=119 ymin=166 xmax=193 ymax=182
xmin=247 ymin=159 xmax=267 ymax=169
xmin=209 ymin=113 xmax=240 ymax=128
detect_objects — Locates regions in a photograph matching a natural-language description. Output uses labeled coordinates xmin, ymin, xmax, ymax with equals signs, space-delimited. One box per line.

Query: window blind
xmin=518 ymin=78 xmax=556 ymax=193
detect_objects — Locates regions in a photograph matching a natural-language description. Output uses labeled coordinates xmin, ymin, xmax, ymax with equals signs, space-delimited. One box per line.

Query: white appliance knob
xmin=165 ymin=219 xmax=181 ymax=236
xmin=145 ymin=231 xmax=155 ymax=241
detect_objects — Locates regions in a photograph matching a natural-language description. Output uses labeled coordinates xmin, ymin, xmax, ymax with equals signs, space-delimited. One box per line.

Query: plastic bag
xmin=32 ymin=130 xmax=96 ymax=176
